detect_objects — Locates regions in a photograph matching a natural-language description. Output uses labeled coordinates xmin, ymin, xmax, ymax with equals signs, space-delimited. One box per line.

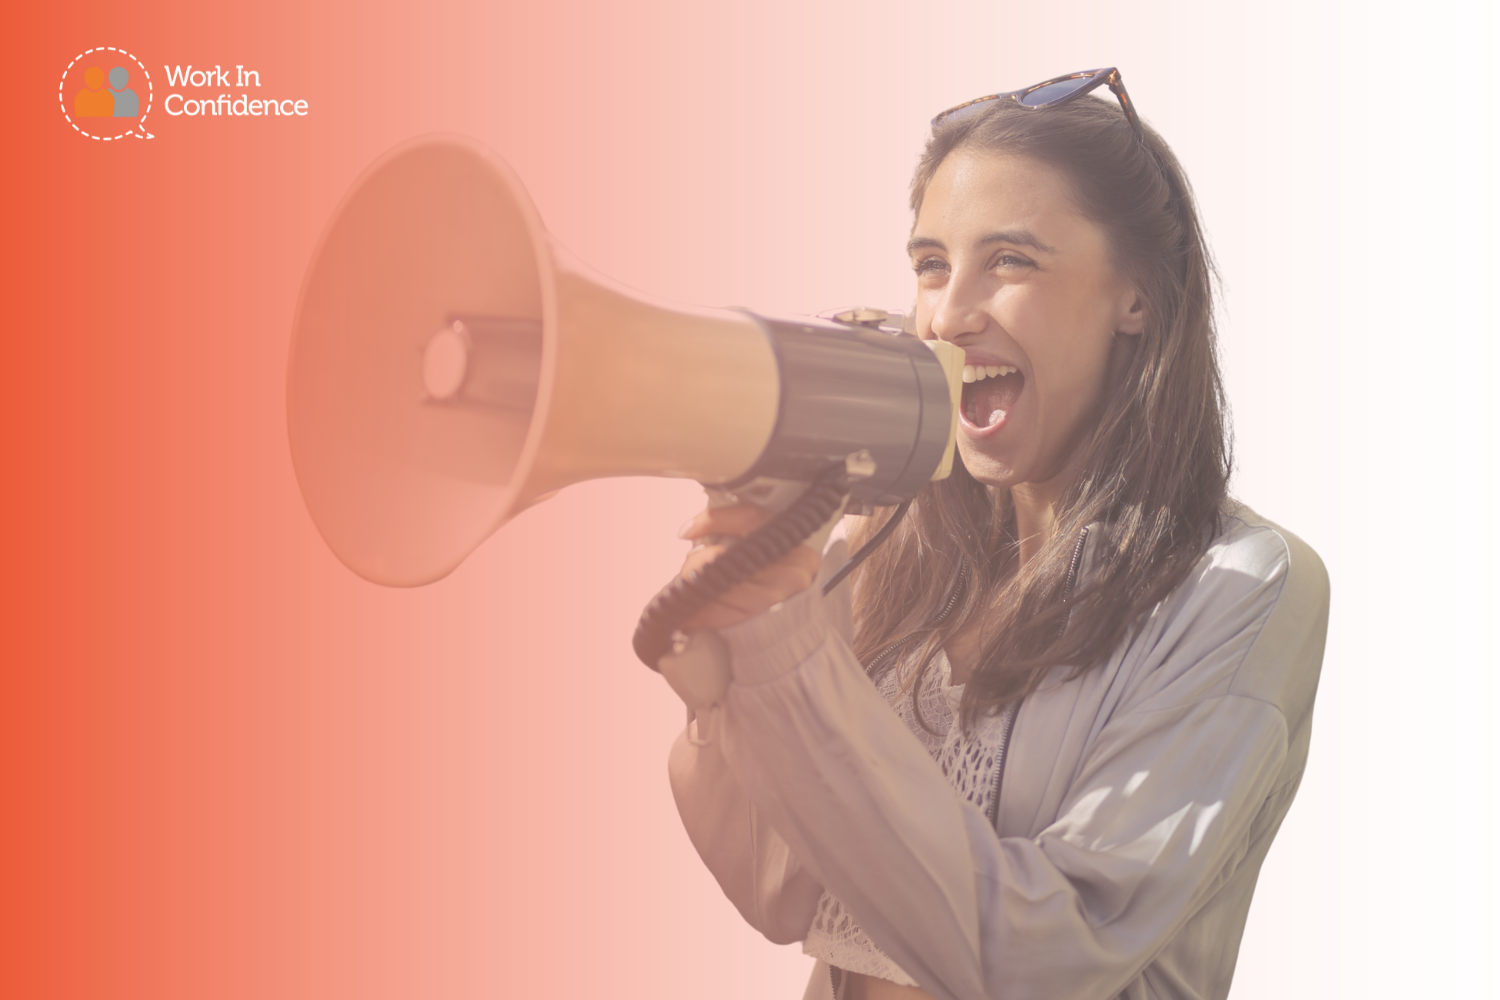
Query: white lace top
xmin=802 ymin=650 xmax=1015 ymax=986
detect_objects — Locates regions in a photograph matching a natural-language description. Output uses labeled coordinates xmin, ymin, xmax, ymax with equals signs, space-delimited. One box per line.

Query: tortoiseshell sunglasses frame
xmin=931 ymin=67 xmax=1141 ymax=133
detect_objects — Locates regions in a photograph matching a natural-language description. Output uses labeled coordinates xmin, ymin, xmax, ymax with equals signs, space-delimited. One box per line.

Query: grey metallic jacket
xmin=668 ymin=504 xmax=1329 ymax=1000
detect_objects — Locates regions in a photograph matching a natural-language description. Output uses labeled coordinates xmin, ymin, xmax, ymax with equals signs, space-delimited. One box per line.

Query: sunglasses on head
xmin=931 ymin=67 xmax=1141 ymax=133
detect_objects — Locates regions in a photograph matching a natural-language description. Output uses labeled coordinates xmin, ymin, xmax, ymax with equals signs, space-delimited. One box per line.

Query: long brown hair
xmin=850 ymin=95 xmax=1231 ymax=729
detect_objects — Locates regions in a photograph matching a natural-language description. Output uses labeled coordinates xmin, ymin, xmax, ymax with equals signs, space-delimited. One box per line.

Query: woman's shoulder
xmin=1118 ymin=502 xmax=1330 ymax=719
xmin=1209 ymin=502 xmax=1329 ymax=597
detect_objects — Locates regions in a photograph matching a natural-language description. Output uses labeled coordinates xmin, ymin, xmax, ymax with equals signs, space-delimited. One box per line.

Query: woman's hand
xmin=677 ymin=504 xmax=822 ymax=631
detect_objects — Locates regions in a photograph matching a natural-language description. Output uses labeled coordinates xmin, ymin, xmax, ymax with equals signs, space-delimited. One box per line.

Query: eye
xmin=992 ymin=251 xmax=1035 ymax=270
xmin=912 ymin=256 xmax=949 ymax=276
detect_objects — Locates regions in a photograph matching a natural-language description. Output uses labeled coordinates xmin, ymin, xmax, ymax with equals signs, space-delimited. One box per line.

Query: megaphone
xmin=287 ymin=135 xmax=962 ymax=596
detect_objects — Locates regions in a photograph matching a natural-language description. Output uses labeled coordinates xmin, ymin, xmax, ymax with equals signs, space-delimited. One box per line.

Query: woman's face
xmin=912 ymin=150 xmax=1143 ymax=493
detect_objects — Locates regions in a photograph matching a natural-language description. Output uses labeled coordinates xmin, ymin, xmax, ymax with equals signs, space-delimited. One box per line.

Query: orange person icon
xmin=74 ymin=66 xmax=114 ymax=117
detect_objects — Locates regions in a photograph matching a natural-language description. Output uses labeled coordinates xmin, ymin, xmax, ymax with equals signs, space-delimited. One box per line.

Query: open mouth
xmin=961 ymin=364 xmax=1024 ymax=430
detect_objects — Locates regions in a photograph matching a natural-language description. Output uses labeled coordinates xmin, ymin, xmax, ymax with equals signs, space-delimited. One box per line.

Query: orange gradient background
xmin=8 ymin=2 xmax=1496 ymax=998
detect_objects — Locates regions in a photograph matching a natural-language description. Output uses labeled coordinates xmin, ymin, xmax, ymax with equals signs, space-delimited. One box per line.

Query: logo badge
xmin=59 ymin=47 xmax=154 ymax=140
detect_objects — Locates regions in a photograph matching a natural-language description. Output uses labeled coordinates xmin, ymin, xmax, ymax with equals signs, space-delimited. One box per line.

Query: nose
xmin=929 ymin=275 xmax=988 ymax=344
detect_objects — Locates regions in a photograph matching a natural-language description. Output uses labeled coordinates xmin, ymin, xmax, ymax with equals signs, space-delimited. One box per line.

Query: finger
xmin=746 ymin=544 xmax=821 ymax=587
xmin=681 ymin=582 xmax=802 ymax=630
xmin=717 ymin=564 xmax=818 ymax=612
xmin=680 ymin=602 xmax=753 ymax=632
xmin=679 ymin=551 xmax=820 ymax=630
xmin=680 ymin=541 xmax=819 ymax=584
xmin=682 ymin=575 xmax=813 ymax=630
xmin=679 ymin=504 xmax=777 ymax=542
xmin=681 ymin=543 xmax=730 ymax=577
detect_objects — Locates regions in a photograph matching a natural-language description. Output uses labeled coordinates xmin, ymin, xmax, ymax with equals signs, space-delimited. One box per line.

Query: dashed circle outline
xmin=59 ymin=46 xmax=154 ymax=141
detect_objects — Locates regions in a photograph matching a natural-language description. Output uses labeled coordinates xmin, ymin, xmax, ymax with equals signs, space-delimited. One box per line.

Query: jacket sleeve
xmin=665 ymin=537 xmax=860 ymax=945
xmin=711 ymin=527 xmax=1327 ymax=1000
xmin=668 ymin=718 xmax=826 ymax=943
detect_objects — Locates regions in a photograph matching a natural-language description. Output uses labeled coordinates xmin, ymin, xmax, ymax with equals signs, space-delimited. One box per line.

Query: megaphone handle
xmin=632 ymin=463 xmax=850 ymax=670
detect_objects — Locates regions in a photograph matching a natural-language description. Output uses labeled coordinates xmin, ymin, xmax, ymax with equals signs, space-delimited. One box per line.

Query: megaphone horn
xmin=287 ymin=135 xmax=962 ymax=590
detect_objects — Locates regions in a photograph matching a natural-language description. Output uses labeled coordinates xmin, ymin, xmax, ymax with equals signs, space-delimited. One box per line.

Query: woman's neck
xmin=947 ymin=471 xmax=1078 ymax=685
xmin=1008 ymin=479 xmax=1068 ymax=566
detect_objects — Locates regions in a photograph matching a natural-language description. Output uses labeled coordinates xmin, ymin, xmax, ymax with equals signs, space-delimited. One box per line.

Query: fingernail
xmin=677 ymin=517 xmax=697 ymax=539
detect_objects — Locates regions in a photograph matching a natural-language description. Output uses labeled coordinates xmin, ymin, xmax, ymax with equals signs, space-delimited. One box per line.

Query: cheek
xmin=1017 ymin=306 xmax=1116 ymax=417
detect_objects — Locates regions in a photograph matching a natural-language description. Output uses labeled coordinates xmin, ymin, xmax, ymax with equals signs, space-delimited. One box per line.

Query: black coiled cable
xmin=633 ymin=463 xmax=850 ymax=670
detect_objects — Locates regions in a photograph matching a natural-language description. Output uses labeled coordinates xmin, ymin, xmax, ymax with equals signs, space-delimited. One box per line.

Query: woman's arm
xmin=711 ymin=520 xmax=1327 ymax=1000
xmin=668 ymin=717 xmax=825 ymax=944
xmin=664 ymin=526 xmax=856 ymax=945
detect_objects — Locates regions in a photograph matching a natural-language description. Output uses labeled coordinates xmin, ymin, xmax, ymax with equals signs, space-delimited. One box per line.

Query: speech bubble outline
xmin=58 ymin=46 xmax=155 ymax=140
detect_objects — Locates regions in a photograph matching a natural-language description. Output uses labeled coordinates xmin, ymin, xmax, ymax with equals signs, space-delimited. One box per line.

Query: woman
xmin=667 ymin=70 xmax=1329 ymax=1000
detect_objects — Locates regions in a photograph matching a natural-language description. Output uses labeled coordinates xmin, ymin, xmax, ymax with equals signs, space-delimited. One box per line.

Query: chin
xmin=957 ymin=448 xmax=1024 ymax=490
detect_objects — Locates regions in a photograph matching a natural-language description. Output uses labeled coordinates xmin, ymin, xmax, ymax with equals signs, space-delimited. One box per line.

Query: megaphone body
xmin=288 ymin=136 xmax=962 ymax=588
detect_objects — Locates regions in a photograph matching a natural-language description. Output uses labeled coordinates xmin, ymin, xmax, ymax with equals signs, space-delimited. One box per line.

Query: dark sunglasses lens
xmin=1019 ymin=76 xmax=1096 ymax=107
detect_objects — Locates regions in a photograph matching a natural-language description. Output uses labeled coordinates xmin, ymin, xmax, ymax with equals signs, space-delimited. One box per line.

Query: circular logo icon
xmin=59 ymin=47 xmax=154 ymax=140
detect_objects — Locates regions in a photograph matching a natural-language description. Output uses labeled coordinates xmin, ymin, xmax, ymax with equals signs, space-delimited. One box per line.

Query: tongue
xmin=964 ymin=372 xmax=1023 ymax=427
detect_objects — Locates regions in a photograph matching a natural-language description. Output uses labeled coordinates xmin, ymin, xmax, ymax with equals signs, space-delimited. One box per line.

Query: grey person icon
xmin=108 ymin=66 xmax=140 ymax=117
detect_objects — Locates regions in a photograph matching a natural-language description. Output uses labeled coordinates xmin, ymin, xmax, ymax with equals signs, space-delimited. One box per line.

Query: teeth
xmin=962 ymin=364 xmax=1018 ymax=383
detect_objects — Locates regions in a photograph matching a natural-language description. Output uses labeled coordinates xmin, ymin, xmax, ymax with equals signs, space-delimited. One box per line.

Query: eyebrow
xmin=906 ymin=230 xmax=1057 ymax=255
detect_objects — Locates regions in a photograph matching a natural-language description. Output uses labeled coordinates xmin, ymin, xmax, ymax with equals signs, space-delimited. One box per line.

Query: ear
xmin=1115 ymin=290 xmax=1146 ymax=336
